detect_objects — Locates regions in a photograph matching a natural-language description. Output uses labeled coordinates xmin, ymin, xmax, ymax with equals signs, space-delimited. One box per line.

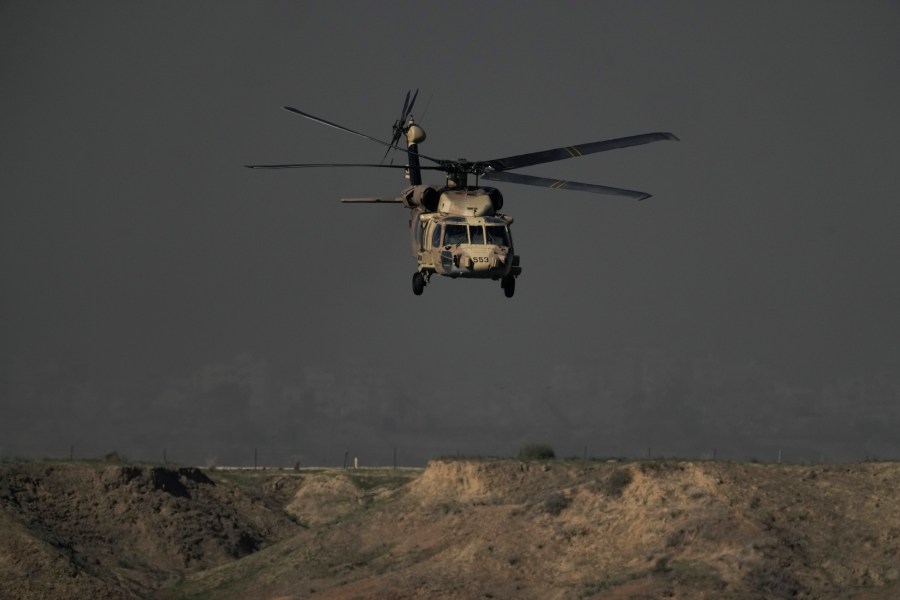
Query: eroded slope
xmin=0 ymin=462 xmax=305 ymax=599
xmin=168 ymin=460 xmax=900 ymax=600
xmin=3 ymin=460 xmax=899 ymax=600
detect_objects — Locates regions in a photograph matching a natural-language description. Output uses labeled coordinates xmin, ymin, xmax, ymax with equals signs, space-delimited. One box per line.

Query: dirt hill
xmin=2 ymin=459 xmax=899 ymax=599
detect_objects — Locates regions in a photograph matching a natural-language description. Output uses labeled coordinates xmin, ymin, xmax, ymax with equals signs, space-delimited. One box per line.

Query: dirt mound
xmin=285 ymin=473 xmax=364 ymax=527
xmin=170 ymin=459 xmax=900 ymax=600
xmin=408 ymin=458 xmax=578 ymax=503
xmin=0 ymin=462 xmax=299 ymax=599
xmin=3 ymin=459 xmax=900 ymax=599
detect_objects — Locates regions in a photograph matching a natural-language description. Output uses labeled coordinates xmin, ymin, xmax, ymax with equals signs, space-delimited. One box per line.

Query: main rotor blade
xmin=283 ymin=106 xmax=397 ymax=149
xmin=245 ymin=162 xmax=443 ymax=170
xmin=483 ymin=132 xmax=679 ymax=172
xmin=282 ymin=105 xmax=447 ymax=166
xmin=341 ymin=197 xmax=403 ymax=203
xmin=480 ymin=170 xmax=652 ymax=200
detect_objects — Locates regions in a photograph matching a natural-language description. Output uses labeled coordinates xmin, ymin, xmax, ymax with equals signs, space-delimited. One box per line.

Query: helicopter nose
xmin=459 ymin=249 xmax=500 ymax=272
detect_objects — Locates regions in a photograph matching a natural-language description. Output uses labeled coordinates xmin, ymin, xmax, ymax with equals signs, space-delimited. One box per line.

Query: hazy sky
xmin=2 ymin=2 xmax=899 ymax=463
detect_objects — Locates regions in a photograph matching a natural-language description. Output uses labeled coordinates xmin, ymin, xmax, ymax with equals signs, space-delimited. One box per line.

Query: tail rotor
xmin=382 ymin=89 xmax=418 ymax=163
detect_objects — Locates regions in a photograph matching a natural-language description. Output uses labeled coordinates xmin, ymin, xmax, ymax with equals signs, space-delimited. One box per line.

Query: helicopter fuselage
xmin=406 ymin=186 xmax=521 ymax=281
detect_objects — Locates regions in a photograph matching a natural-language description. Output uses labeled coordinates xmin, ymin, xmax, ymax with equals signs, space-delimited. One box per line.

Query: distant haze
xmin=2 ymin=2 xmax=899 ymax=466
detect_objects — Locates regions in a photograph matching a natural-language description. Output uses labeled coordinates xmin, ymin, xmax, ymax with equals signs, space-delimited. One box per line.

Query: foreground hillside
xmin=1 ymin=459 xmax=899 ymax=599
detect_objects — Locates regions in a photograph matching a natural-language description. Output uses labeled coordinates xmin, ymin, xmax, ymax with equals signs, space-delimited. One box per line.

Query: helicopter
xmin=247 ymin=90 xmax=678 ymax=298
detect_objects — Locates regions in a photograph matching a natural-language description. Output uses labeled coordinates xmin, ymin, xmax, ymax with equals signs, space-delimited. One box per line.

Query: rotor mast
xmin=404 ymin=118 xmax=426 ymax=185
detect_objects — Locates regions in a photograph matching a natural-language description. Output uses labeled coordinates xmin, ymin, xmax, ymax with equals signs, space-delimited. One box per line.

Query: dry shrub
xmin=542 ymin=492 xmax=570 ymax=516
xmin=747 ymin=565 xmax=805 ymax=599
xmin=518 ymin=444 xmax=555 ymax=460
xmin=602 ymin=467 xmax=633 ymax=498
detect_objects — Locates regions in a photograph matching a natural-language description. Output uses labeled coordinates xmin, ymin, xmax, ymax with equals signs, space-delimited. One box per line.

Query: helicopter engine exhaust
xmin=488 ymin=188 xmax=503 ymax=212
xmin=403 ymin=185 xmax=441 ymax=212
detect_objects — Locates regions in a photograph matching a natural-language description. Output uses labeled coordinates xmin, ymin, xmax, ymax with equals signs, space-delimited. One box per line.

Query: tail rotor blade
xmin=381 ymin=129 xmax=401 ymax=163
xmin=405 ymin=89 xmax=419 ymax=120
xmin=382 ymin=89 xmax=420 ymax=163
xmin=400 ymin=90 xmax=411 ymax=123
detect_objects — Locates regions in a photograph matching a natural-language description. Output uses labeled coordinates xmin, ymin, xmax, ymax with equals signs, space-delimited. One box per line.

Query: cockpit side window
xmin=415 ymin=220 xmax=425 ymax=250
xmin=470 ymin=224 xmax=485 ymax=244
xmin=485 ymin=225 xmax=510 ymax=247
xmin=444 ymin=224 xmax=468 ymax=245
xmin=431 ymin=224 xmax=443 ymax=247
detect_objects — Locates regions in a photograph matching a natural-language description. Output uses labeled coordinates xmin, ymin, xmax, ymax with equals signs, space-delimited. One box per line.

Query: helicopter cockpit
xmin=430 ymin=217 xmax=511 ymax=249
xmin=420 ymin=215 xmax=517 ymax=286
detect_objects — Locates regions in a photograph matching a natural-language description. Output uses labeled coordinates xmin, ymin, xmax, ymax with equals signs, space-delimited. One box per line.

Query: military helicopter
xmin=247 ymin=90 xmax=677 ymax=298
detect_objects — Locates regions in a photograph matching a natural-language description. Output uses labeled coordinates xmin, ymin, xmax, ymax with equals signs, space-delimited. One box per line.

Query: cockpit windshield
xmin=439 ymin=222 xmax=510 ymax=247
xmin=485 ymin=225 xmax=510 ymax=247
xmin=444 ymin=224 xmax=468 ymax=245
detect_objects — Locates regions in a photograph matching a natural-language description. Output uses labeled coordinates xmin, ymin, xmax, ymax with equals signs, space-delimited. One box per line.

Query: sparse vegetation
xmin=601 ymin=467 xmax=633 ymax=497
xmin=667 ymin=560 xmax=727 ymax=589
xmin=104 ymin=450 xmax=126 ymax=463
xmin=638 ymin=460 xmax=685 ymax=475
xmin=665 ymin=528 xmax=686 ymax=548
xmin=518 ymin=444 xmax=556 ymax=460
xmin=579 ymin=569 xmax=649 ymax=597
xmin=436 ymin=454 xmax=503 ymax=462
xmin=347 ymin=470 xmax=417 ymax=492
xmin=542 ymin=492 xmax=570 ymax=516
xmin=652 ymin=556 xmax=672 ymax=573
xmin=434 ymin=500 xmax=464 ymax=516
xmin=748 ymin=565 xmax=806 ymax=598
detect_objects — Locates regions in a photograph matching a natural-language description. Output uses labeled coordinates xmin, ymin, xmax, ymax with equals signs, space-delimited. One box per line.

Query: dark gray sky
xmin=2 ymin=2 xmax=899 ymax=464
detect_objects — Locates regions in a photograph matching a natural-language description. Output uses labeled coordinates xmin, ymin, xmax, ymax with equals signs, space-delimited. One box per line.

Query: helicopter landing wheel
xmin=412 ymin=272 xmax=426 ymax=295
xmin=501 ymin=275 xmax=516 ymax=298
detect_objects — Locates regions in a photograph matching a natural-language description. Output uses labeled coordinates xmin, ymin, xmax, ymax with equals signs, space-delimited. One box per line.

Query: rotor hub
xmin=406 ymin=122 xmax=426 ymax=145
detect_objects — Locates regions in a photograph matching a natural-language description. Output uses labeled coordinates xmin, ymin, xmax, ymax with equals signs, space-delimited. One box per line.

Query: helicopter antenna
xmin=417 ymin=93 xmax=433 ymax=124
